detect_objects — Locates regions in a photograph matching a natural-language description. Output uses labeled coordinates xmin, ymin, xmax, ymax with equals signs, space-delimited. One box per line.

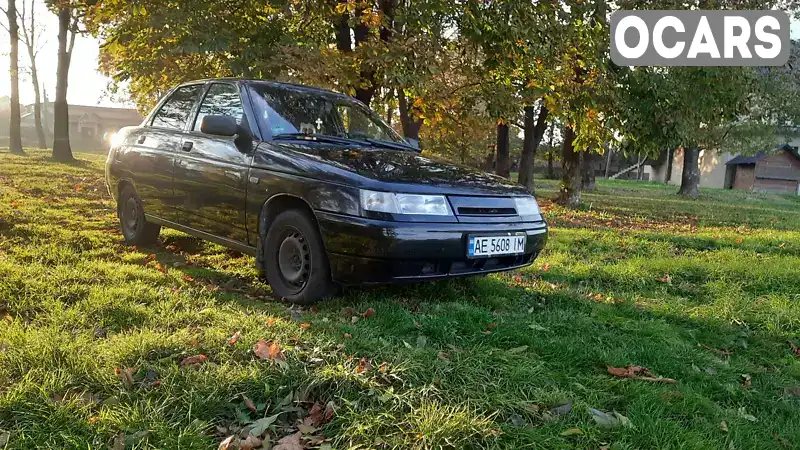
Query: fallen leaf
xmin=362 ymin=307 xmax=376 ymax=319
xmin=589 ymin=408 xmax=631 ymax=428
xmin=561 ymin=427 xmax=583 ymax=436
xmin=542 ymin=263 xmax=551 ymax=271
xmin=738 ymin=406 xmax=758 ymax=422
xmin=486 ymin=323 xmax=497 ymax=330
xmin=180 ymin=354 xmax=207 ymax=368
xmin=250 ymin=413 xmax=281 ymax=437
xmin=657 ymin=274 xmax=672 ymax=284
xmin=355 ymin=357 xmax=371 ymax=374
xmin=226 ymin=331 xmax=241 ymax=345
xmin=266 ymin=318 xmax=276 ymax=326
xmin=378 ymin=362 xmax=388 ymax=373
xmin=242 ymin=395 xmax=258 ymax=414
xmin=300 ymin=322 xmax=311 ymax=329
xmin=543 ymin=402 xmax=572 ymax=421
xmin=735 ymin=237 xmax=744 ymax=244
xmin=437 ymin=351 xmax=450 ymax=360
xmin=784 ymin=386 xmax=800 ymax=396
xmin=698 ymin=343 xmax=732 ymax=357
xmin=253 ymin=339 xmax=285 ymax=361
xmin=305 ymin=402 xmax=324 ymax=427
xmin=116 ymin=367 xmax=135 ymax=390
xmin=273 ymin=431 xmax=303 ymax=450
xmin=297 ymin=423 xmax=317 ymax=435
xmin=606 ymin=364 xmax=676 ymax=384
xmin=740 ymin=374 xmax=752 ymax=388
xmin=239 ymin=435 xmax=262 ymax=450
xmin=124 ymin=430 xmax=152 ymax=448
xmin=350 ymin=316 xmax=360 ymax=324
xmin=324 ymin=401 xmax=336 ymax=422
xmin=509 ymin=414 xmax=526 ymax=428
xmin=343 ymin=333 xmax=352 ymax=339
xmin=342 ymin=307 xmax=355 ymax=316
xmin=218 ymin=435 xmax=235 ymax=450
xmin=88 ymin=415 xmax=100 ymax=424
xmin=720 ymin=421 xmax=729 ymax=433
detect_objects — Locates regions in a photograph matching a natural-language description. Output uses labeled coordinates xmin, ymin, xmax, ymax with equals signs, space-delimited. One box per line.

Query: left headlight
xmin=360 ymin=190 xmax=451 ymax=216
xmin=514 ymin=197 xmax=541 ymax=216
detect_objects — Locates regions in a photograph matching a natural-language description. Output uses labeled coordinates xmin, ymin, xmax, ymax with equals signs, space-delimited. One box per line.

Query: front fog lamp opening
xmin=514 ymin=197 xmax=541 ymax=216
xmin=360 ymin=190 xmax=451 ymax=216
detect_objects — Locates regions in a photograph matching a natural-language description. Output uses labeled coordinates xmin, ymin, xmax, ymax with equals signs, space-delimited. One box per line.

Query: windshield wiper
xmin=272 ymin=133 xmax=360 ymax=146
xmin=352 ymin=137 xmax=418 ymax=152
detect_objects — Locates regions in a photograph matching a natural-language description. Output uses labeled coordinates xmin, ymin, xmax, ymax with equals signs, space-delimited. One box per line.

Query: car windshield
xmin=250 ymin=83 xmax=405 ymax=144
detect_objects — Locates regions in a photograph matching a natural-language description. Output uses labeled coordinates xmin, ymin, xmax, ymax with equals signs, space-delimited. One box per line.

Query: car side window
xmin=151 ymin=84 xmax=203 ymax=130
xmin=194 ymin=83 xmax=244 ymax=132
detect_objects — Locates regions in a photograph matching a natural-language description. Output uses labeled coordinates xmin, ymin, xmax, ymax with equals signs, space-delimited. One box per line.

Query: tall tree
xmin=495 ymin=120 xmax=510 ymax=178
xmin=51 ymin=3 xmax=78 ymax=162
xmin=2 ymin=0 xmax=24 ymax=155
xmin=517 ymin=103 xmax=549 ymax=191
xmin=19 ymin=0 xmax=46 ymax=149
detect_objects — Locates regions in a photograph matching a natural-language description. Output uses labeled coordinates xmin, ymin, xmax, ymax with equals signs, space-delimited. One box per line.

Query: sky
xmin=1 ymin=8 xmax=799 ymax=110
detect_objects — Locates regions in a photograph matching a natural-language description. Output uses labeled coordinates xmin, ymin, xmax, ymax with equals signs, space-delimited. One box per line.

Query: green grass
xmin=1 ymin=148 xmax=799 ymax=449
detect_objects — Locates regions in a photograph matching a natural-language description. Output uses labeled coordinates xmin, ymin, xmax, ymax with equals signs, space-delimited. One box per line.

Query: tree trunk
xmin=25 ymin=38 xmax=46 ymax=149
xmin=398 ymin=89 xmax=422 ymax=141
xmin=582 ymin=151 xmax=597 ymax=191
xmin=517 ymin=104 xmax=549 ymax=191
xmin=52 ymin=6 xmax=73 ymax=162
xmin=7 ymin=0 xmax=24 ymax=155
xmin=557 ymin=126 xmax=581 ymax=206
xmin=546 ymin=121 xmax=555 ymax=179
xmin=495 ymin=121 xmax=510 ymax=178
xmin=677 ymin=146 xmax=700 ymax=198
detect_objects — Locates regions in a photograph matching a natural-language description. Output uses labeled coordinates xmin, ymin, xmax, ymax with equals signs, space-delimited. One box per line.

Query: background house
xmin=725 ymin=144 xmax=800 ymax=195
xmin=1 ymin=96 xmax=142 ymax=149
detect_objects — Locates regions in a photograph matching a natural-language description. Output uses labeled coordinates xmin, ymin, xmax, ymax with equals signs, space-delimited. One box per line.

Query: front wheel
xmin=263 ymin=209 xmax=335 ymax=304
xmin=118 ymin=185 xmax=161 ymax=246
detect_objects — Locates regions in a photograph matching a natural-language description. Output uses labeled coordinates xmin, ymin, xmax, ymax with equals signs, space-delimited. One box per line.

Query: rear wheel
xmin=264 ymin=209 xmax=335 ymax=304
xmin=118 ymin=185 xmax=161 ymax=246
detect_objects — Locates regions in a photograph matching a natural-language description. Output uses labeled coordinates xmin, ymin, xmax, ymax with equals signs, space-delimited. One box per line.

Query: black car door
xmin=131 ymin=84 xmax=204 ymax=221
xmin=172 ymin=82 xmax=251 ymax=244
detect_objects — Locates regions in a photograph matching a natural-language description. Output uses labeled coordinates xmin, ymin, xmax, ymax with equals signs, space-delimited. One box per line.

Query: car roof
xmin=177 ymin=78 xmax=351 ymax=100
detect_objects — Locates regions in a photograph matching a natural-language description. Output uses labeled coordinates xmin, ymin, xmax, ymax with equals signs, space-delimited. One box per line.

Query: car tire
xmin=118 ymin=184 xmax=161 ymax=246
xmin=263 ymin=209 xmax=335 ymax=304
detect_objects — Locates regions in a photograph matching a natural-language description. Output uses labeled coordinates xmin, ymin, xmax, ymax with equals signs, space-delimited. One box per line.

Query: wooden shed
xmin=725 ymin=145 xmax=800 ymax=195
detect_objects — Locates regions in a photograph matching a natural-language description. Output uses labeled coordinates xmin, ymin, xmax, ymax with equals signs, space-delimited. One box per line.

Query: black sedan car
xmin=105 ymin=79 xmax=548 ymax=303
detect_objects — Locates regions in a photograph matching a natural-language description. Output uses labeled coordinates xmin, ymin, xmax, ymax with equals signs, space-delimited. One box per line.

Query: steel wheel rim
xmin=277 ymin=228 xmax=311 ymax=293
xmin=124 ymin=197 xmax=140 ymax=234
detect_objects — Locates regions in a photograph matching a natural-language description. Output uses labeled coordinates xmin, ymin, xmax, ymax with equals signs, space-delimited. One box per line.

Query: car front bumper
xmin=315 ymin=211 xmax=548 ymax=285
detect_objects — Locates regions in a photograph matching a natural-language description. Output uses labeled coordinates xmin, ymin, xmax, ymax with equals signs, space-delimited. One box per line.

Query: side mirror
xmin=200 ymin=115 xmax=238 ymax=137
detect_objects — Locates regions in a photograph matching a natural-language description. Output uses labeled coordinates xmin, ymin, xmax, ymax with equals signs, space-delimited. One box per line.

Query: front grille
xmin=457 ymin=207 xmax=516 ymax=216
xmin=448 ymin=196 xmax=519 ymax=221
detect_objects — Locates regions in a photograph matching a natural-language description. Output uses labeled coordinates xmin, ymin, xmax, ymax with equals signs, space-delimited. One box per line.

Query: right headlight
xmin=360 ymin=190 xmax=452 ymax=216
xmin=514 ymin=197 xmax=541 ymax=216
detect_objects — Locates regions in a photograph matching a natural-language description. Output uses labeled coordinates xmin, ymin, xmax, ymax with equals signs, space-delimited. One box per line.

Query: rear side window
xmin=151 ymin=84 xmax=203 ymax=130
xmin=193 ymin=83 xmax=244 ymax=132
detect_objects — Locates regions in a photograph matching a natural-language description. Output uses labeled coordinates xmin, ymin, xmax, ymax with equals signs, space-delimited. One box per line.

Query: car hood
xmin=257 ymin=142 xmax=529 ymax=196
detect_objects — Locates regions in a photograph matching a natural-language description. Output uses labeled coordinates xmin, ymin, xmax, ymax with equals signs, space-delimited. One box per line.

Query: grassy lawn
xmin=1 ymin=149 xmax=799 ymax=449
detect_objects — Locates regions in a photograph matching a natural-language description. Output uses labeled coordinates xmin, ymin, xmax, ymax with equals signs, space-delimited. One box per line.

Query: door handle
xmin=182 ymin=141 xmax=194 ymax=152
xmin=137 ymin=135 xmax=146 ymax=144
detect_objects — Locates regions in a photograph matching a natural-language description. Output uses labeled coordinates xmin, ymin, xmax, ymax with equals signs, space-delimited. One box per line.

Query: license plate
xmin=468 ymin=234 xmax=526 ymax=258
